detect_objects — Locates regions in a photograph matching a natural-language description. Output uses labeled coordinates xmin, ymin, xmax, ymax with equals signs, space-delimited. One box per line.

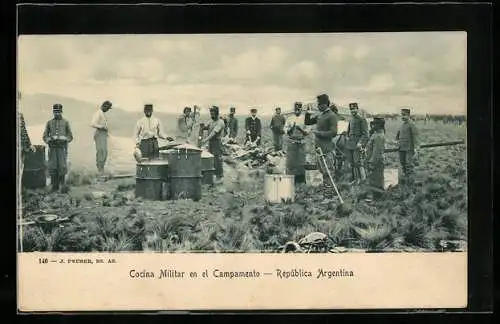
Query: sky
xmin=17 ymin=32 xmax=467 ymax=116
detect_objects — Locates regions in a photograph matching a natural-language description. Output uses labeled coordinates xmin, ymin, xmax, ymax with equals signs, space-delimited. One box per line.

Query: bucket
xmin=135 ymin=160 xmax=170 ymax=201
xmin=264 ymin=174 xmax=295 ymax=203
xmin=160 ymin=144 xmax=203 ymax=201
xmin=22 ymin=145 xmax=47 ymax=189
xmin=384 ymin=168 xmax=398 ymax=190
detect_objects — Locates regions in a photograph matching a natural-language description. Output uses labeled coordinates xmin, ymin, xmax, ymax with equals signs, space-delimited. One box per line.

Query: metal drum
xmin=201 ymin=150 xmax=215 ymax=185
xmin=135 ymin=160 xmax=170 ymax=201
xmin=264 ymin=174 xmax=295 ymax=204
xmin=160 ymin=144 xmax=203 ymax=201
xmin=22 ymin=145 xmax=46 ymax=189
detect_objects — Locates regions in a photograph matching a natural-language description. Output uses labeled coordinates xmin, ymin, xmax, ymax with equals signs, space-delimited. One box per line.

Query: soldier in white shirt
xmin=90 ymin=100 xmax=112 ymax=177
xmin=135 ymin=104 xmax=173 ymax=159
xmin=284 ymin=102 xmax=309 ymax=184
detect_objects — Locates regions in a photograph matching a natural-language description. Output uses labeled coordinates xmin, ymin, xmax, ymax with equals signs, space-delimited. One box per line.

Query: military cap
xmin=230 ymin=107 xmax=236 ymax=112
xmin=144 ymin=104 xmax=153 ymax=109
xmin=210 ymin=106 xmax=219 ymax=113
xmin=349 ymin=102 xmax=359 ymax=110
xmin=184 ymin=106 xmax=192 ymax=112
xmin=317 ymin=94 xmax=330 ymax=106
xmin=294 ymin=101 xmax=303 ymax=108
xmin=275 ymin=107 xmax=281 ymax=110
xmin=401 ymin=108 xmax=411 ymax=114
xmin=250 ymin=108 xmax=257 ymax=113
xmin=53 ymin=103 xmax=63 ymax=111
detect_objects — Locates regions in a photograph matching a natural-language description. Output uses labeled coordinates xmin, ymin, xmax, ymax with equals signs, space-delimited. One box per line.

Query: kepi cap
xmin=250 ymin=108 xmax=257 ymax=113
xmin=53 ymin=103 xmax=63 ymax=111
xmin=317 ymin=94 xmax=330 ymax=106
xmin=401 ymin=108 xmax=411 ymax=114
xmin=102 ymin=100 xmax=112 ymax=108
xmin=349 ymin=103 xmax=359 ymax=110
xmin=144 ymin=104 xmax=153 ymax=110
xmin=230 ymin=107 xmax=236 ymax=112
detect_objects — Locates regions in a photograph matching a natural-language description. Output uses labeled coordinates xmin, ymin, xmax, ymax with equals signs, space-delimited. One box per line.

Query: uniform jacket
xmin=227 ymin=115 xmax=238 ymax=138
xmin=396 ymin=121 xmax=419 ymax=151
xmin=346 ymin=115 xmax=369 ymax=149
xmin=43 ymin=117 xmax=74 ymax=145
xmin=305 ymin=109 xmax=338 ymax=153
xmin=245 ymin=117 xmax=262 ymax=139
xmin=270 ymin=114 xmax=286 ymax=134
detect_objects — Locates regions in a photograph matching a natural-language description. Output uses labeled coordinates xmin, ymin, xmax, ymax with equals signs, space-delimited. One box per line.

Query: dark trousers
xmin=286 ymin=140 xmax=305 ymax=183
xmin=272 ymin=132 xmax=284 ymax=151
xmin=399 ymin=150 xmax=415 ymax=185
xmin=316 ymin=148 xmax=336 ymax=186
xmin=48 ymin=141 xmax=68 ymax=190
xmin=209 ymin=138 xmax=223 ymax=178
xmin=140 ymin=137 xmax=159 ymax=159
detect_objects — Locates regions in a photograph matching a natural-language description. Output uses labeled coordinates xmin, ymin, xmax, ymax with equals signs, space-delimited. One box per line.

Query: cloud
xmin=324 ymin=46 xmax=345 ymax=63
xmin=366 ymin=73 xmax=396 ymax=92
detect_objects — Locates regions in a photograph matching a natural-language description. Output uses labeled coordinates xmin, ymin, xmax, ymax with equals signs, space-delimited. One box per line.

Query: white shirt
xmin=90 ymin=109 xmax=108 ymax=130
xmin=284 ymin=114 xmax=308 ymax=135
xmin=135 ymin=116 xmax=167 ymax=144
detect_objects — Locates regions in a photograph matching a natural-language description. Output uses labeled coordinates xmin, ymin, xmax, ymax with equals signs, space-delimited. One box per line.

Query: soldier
xmin=176 ymin=106 xmax=195 ymax=143
xmin=43 ymin=104 xmax=73 ymax=192
xmin=19 ymin=112 xmax=36 ymax=185
xmin=270 ymin=107 xmax=286 ymax=152
xmin=284 ymin=102 xmax=309 ymax=184
xmin=200 ymin=106 xmax=226 ymax=184
xmin=135 ymin=104 xmax=173 ymax=159
xmin=245 ymin=108 xmax=262 ymax=146
xmin=305 ymin=94 xmax=338 ymax=187
xmin=365 ymin=117 xmax=386 ymax=200
xmin=396 ymin=108 xmax=420 ymax=187
xmin=345 ymin=102 xmax=369 ymax=184
xmin=90 ymin=100 xmax=112 ymax=178
xmin=226 ymin=107 xmax=238 ymax=142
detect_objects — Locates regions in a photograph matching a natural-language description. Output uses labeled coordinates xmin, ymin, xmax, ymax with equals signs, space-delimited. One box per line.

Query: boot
xmin=59 ymin=175 xmax=67 ymax=193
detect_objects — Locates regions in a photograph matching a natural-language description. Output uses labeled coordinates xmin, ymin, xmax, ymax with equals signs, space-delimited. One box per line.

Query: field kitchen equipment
xmin=22 ymin=144 xmax=47 ymax=189
xmin=264 ymin=174 xmax=295 ymax=204
xmin=160 ymin=143 xmax=203 ymax=201
xmin=201 ymin=150 xmax=215 ymax=185
xmin=135 ymin=160 xmax=170 ymax=201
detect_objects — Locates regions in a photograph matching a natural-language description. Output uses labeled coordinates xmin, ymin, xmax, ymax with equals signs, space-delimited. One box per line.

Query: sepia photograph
xmin=17 ymin=32 xmax=467 ymax=255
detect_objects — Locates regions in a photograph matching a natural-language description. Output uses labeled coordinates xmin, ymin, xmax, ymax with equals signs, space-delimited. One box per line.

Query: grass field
xmin=20 ymin=117 xmax=467 ymax=253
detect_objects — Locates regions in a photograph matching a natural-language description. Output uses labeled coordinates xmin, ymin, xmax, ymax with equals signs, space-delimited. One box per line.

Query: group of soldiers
xmin=19 ymin=93 xmax=420 ymax=199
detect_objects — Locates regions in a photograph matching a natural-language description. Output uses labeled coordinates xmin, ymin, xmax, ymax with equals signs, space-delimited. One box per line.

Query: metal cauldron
xmin=201 ymin=150 xmax=215 ymax=185
xmin=22 ymin=145 xmax=47 ymax=189
xmin=160 ymin=144 xmax=203 ymax=201
xmin=135 ymin=160 xmax=170 ymax=201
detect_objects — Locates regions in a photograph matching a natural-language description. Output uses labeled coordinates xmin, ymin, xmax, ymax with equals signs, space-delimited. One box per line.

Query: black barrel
xmin=160 ymin=144 xmax=203 ymax=201
xmin=22 ymin=145 xmax=47 ymax=189
xmin=201 ymin=150 xmax=215 ymax=185
xmin=135 ymin=160 xmax=170 ymax=201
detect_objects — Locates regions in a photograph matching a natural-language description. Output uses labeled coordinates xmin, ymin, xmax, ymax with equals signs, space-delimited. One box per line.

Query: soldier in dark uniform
xmin=200 ymin=106 xmax=226 ymax=184
xmin=345 ymin=102 xmax=369 ymax=184
xmin=305 ymin=94 xmax=338 ymax=186
xmin=396 ymin=108 xmax=420 ymax=187
xmin=245 ymin=108 xmax=262 ymax=146
xmin=226 ymin=107 xmax=238 ymax=142
xmin=43 ymin=104 xmax=74 ymax=192
xmin=270 ymin=107 xmax=286 ymax=152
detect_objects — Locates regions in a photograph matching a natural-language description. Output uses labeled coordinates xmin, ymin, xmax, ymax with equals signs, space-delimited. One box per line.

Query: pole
xmin=383 ymin=140 xmax=465 ymax=153
xmin=316 ymin=147 xmax=344 ymax=204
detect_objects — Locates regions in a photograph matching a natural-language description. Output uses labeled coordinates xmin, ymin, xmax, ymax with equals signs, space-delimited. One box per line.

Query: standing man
xmin=270 ymin=107 xmax=286 ymax=152
xmin=365 ymin=117 xmax=386 ymax=199
xmin=305 ymin=94 xmax=338 ymax=186
xmin=43 ymin=104 xmax=73 ymax=192
xmin=200 ymin=106 xmax=226 ymax=184
xmin=177 ymin=106 xmax=195 ymax=143
xmin=284 ymin=102 xmax=309 ymax=184
xmin=19 ymin=112 xmax=36 ymax=185
xmin=226 ymin=106 xmax=239 ymax=142
xmin=345 ymin=102 xmax=369 ymax=184
xmin=245 ymin=108 xmax=262 ymax=146
xmin=135 ymin=104 xmax=173 ymax=159
xmin=396 ymin=108 xmax=420 ymax=187
xmin=90 ymin=100 xmax=112 ymax=177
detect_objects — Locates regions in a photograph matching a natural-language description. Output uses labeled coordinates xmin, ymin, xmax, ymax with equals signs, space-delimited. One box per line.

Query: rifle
xmin=383 ymin=140 xmax=465 ymax=153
